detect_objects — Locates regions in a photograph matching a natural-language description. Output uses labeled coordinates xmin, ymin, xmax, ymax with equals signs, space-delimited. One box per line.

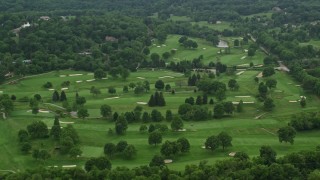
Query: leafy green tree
xmin=34 ymin=94 xmax=42 ymax=101
xmin=264 ymin=98 xmax=275 ymax=111
xmin=248 ymin=48 xmax=256 ymax=57
xmin=228 ymin=79 xmax=238 ymax=91
xmin=205 ymin=135 xmax=220 ymax=151
xmin=32 ymin=106 xmax=39 ymax=115
xmin=177 ymin=137 xmax=190 ymax=153
xmin=27 ymin=121 xmax=49 ymax=138
xmin=108 ymin=87 xmax=116 ymax=94
xmin=20 ymin=142 xmax=32 ymax=154
xmin=129 ymin=83 xmax=136 ymax=90
xmin=234 ymin=151 xmax=249 ymax=161
xmin=223 ymin=101 xmax=235 ymax=115
xmin=162 ymin=52 xmax=170 ymax=60
xmin=120 ymin=68 xmax=130 ymax=80
xmin=258 ymin=82 xmax=268 ymax=98
xmin=148 ymin=124 xmax=156 ymax=133
xmin=109 ymin=67 xmax=119 ymax=79
xmin=259 ymin=145 xmax=277 ymax=165
xmin=149 ymin=155 xmax=165 ymax=167
xmin=179 ymin=36 xmax=188 ymax=44
xmin=116 ymin=140 xmax=128 ymax=153
xmin=158 ymin=92 xmax=166 ymax=106
xmin=165 ymin=84 xmax=171 ymax=91
xmin=43 ymin=82 xmax=53 ymax=88
xmin=196 ymin=96 xmax=202 ymax=105
xmin=104 ymin=143 xmax=116 ymax=157
xmin=85 ymin=157 xmax=112 ymax=171
xmin=52 ymin=90 xmax=60 ymax=102
xmin=218 ymin=132 xmax=232 ymax=150
xmin=215 ymin=88 xmax=226 ymax=101
xmin=300 ymin=97 xmax=306 ymax=108
xmin=76 ymin=96 xmax=86 ymax=106
xmin=209 ymin=98 xmax=214 ymax=105
xmin=142 ymin=112 xmax=151 ymax=123
xmin=254 ymin=77 xmax=259 ymax=83
xmin=60 ymin=136 xmax=75 ymax=154
xmin=39 ymin=150 xmax=51 ymax=161
xmin=123 ymin=85 xmax=129 ymax=93
xmin=148 ymin=131 xmax=162 ymax=146
xmin=161 ymin=140 xmax=181 ymax=158
xmin=77 ymin=108 xmax=89 ymax=119
xmin=171 ymin=116 xmax=184 ymax=131
xmin=60 ymin=91 xmax=67 ymax=101
xmin=165 ymin=110 xmax=173 ymax=121
xmin=123 ymin=145 xmax=137 ymax=159
xmin=69 ymin=147 xmax=82 ymax=158
xmin=100 ymin=104 xmax=112 ymax=119
xmin=32 ymin=149 xmax=40 ymax=160
xmin=277 ymin=126 xmax=296 ymax=144
xmin=151 ymin=109 xmax=163 ymax=122
xmin=155 ymin=80 xmax=165 ymax=90
xmin=262 ymin=67 xmax=275 ymax=77
xmin=203 ymin=94 xmax=208 ymax=104
xmin=139 ymin=124 xmax=148 ymax=133
xmin=266 ymin=79 xmax=277 ymax=89
xmin=18 ymin=129 xmax=29 ymax=142
xmin=90 ymin=86 xmax=101 ymax=96
xmin=237 ymin=100 xmax=244 ymax=112
xmin=214 ymin=103 xmax=225 ymax=118
xmin=115 ymin=115 xmax=128 ymax=135
xmin=94 ymin=69 xmax=107 ymax=80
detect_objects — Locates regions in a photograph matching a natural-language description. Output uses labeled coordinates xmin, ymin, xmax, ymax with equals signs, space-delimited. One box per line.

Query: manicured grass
xmin=191 ymin=21 xmax=233 ymax=31
xmin=300 ymin=40 xmax=320 ymax=49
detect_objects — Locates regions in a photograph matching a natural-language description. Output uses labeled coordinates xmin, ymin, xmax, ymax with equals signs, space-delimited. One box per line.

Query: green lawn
xmin=191 ymin=21 xmax=233 ymax=31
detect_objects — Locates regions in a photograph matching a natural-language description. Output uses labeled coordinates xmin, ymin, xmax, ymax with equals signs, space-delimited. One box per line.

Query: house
xmin=39 ymin=16 xmax=50 ymax=21
xmin=22 ymin=59 xmax=32 ymax=63
xmin=21 ymin=22 xmax=31 ymax=28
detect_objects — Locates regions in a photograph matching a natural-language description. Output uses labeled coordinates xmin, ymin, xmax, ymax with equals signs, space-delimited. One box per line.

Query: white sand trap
xmin=217 ymin=51 xmax=221 ymax=54
xmin=102 ymin=77 xmax=108 ymax=80
xmin=153 ymin=44 xmax=156 ymax=46
xmin=201 ymin=145 xmax=206 ymax=149
xmin=274 ymin=90 xmax=282 ymax=93
xmin=61 ymin=88 xmax=68 ymax=90
xmin=177 ymin=129 xmax=187 ymax=132
xmin=235 ymin=96 xmax=251 ymax=98
xmin=232 ymin=102 xmax=240 ymax=105
xmin=162 ymin=44 xmax=166 ymax=47
xmin=164 ymin=159 xmax=173 ymax=164
xmin=157 ymin=46 xmax=161 ymax=48
xmin=244 ymin=49 xmax=248 ymax=52
xmin=76 ymin=80 xmax=82 ymax=83
xmin=69 ymin=74 xmax=83 ymax=77
xmin=87 ymin=73 xmax=94 ymax=75
xmin=59 ymin=75 xmax=66 ymax=77
xmin=0 ymin=91 xmax=3 ymax=93
xmin=59 ymin=121 xmax=75 ymax=124
xmin=27 ymin=110 xmax=32 ymax=112
xmin=256 ymin=72 xmax=263 ymax=78
xmin=254 ymin=65 xmax=264 ymax=67
xmin=238 ymin=64 xmax=249 ymax=66
xmin=300 ymin=96 xmax=306 ymax=99
xmin=159 ymin=76 xmax=174 ymax=79
xmin=105 ymin=97 xmax=120 ymax=100
xmin=229 ymin=152 xmax=236 ymax=157
xmin=202 ymin=48 xmax=206 ymax=50
xmin=137 ymin=77 xmax=145 ymax=80
xmin=39 ymin=110 xmax=50 ymax=113
xmin=241 ymin=56 xmax=246 ymax=60
xmin=48 ymin=166 xmax=59 ymax=168
xmin=172 ymin=48 xmax=177 ymax=51
xmin=295 ymin=85 xmax=301 ymax=87
xmin=48 ymin=89 xmax=55 ymax=91
xmin=62 ymin=165 xmax=77 ymax=168
xmin=243 ymin=102 xmax=255 ymax=104
xmin=289 ymin=101 xmax=297 ymax=103
xmin=236 ymin=71 xmax=245 ymax=75
xmin=137 ymin=102 xmax=147 ymax=105
xmin=287 ymin=83 xmax=292 ymax=85
xmin=86 ymin=79 xmax=95 ymax=82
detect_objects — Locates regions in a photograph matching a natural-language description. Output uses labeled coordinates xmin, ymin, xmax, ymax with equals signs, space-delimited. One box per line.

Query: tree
xmin=177 ymin=137 xmax=190 ymax=153
xmin=218 ymin=132 xmax=232 ymax=150
xmin=104 ymin=143 xmax=116 ymax=157
xmin=142 ymin=112 xmax=151 ymax=123
xmin=254 ymin=77 xmax=259 ymax=83
xmin=158 ymin=92 xmax=166 ymax=106
xmin=90 ymin=86 xmax=101 ymax=96
xmin=214 ymin=103 xmax=224 ymax=118
xmin=148 ymin=124 xmax=156 ymax=133
xmin=205 ymin=135 xmax=220 ymax=151
xmin=120 ymin=68 xmax=130 ymax=80
xmin=34 ymin=94 xmax=42 ymax=101
xmin=77 ymin=108 xmax=89 ymax=119
xmin=165 ymin=110 xmax=173 ymax=121
xmin=171 ymin=116 xmax=184 ymax=131
xmin=69 ymin=147 xmax=82 ymax=158
xmin=277 ymin=126 xmax=296 ymax=144
xmin=237 ymin=100 xmax=244 ymax=112
xmin=139 ymin=124 xmax=148 ymax=133
xmin=32 ymin=106 xmax=39 ymax=115
xmin=266 ymin=79 xmax=277 ymax=89
xmin=155 ymin=80 xmax=165 ymax=90
xmin=100 ymin=104 xmax=112 ymax=118
xmin=209 ymin=98 xmax=214 ymax=105
xmin=264 ymin=98 xmax=275 ymax=111
xmin=108 ymin=87 xmax=116 ymax=94
xmin=248 ymin=48 xmax=256 ymax=57
xmin=160 ymin=140 xmax=181 ymax=158
xmin=203 ymin=94 xmax=208 ymax=104
xmin=76 ymin=96 xmax=86 ymax=106
xmin=300 ymin=97 xmax=306 ymax=108
xmin=228 ymin=79 xmax=238 ymax=90
xmin=196 ymin=96 xmax=202 ymax=105
xmin=85 ymin=157 xmax=112 ymax=171
xmin=234 ymin=39 xmax=240 ymax=47
xmin=109 ymin=67 xmax=119 ymax=79
xmin=148 ymin=131 xmax=162 ymax=146
xmin=39 ymin=150 xmax=51 ymax=161
xmin=27 ymin=121 xmax=49 ymax=138
xmin=43 ymin=82 xmax=53 ymax=88
xmin=259 ymin=145 xmax=277 ymax=165
xmin=151 ymin=109 xmax=163 ymax=122
xmin=18 ymin=129 xmax=29 ymax=142
xmin=129 ymin=83 xmax=136 ymax=90
xmin=162 ymin=52 xmax=170 ymax=60
xmin=179 ymin=36 xmax=188 ymax=44
xmin=94 ymin=69 xmax=107 ymax=79
xmin=116 ymin=140 xmax=128 ymax=153
xmin=149 ymin=155 xmax=165 ymax=167
xmin=123 ymin=85 xmax=129 ymax=93
xmin=223 ymin=101 xmax=235 ymax=114
xmin=32 ymin=149 xmax=40 ymax=160
xmin=215 ymin=88 xmax=226 ymax=101
xmin=115 ymin=115 xmax=128 ymax=135
xmin=52 ymin=90 xmax=60 ymax=102
xmin=60 ymin=136 xmax=75 ymax=154
xmin=60 ymin=91 xmax=67 ymax=101
xmin=258 ymin=82 xmax=268 ymax=98
xmin=262 ymin=67 xmax=275 ymax=77
xmin=123 ymin=145 xmax=137 ymax=159
xmin=165 ymin=84 xmax=171 ymax=91
xmin=20 ymin=142 xmax=32 ymax=154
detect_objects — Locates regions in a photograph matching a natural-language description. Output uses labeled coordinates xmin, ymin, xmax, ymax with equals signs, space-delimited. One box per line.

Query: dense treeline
xmin=1 ymin=146 xmax=320 ymax=179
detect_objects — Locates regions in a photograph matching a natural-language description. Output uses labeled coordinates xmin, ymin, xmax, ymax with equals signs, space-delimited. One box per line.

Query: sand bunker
xmin=137 ymin=77 xmax=145 ymax=80
xmin=162 ymin=44 xmax=166 ymax=47
xmin=202 ymin=48 xmax=206 ymax=50
xmin=62 ymin=165 xmax=77 ymax=168
xmin=201 ymin=145 xmax=206 ymax=149
xmin=241 ymin=56 xmax=246 ymax=60
xmin=243 ymin=102 xmax=255 ymax=104
xmin=244 ymin=49 xmax=248 ymax=52
xmin=177 ymin=129 xmax=187 ymax=132
xmin=69 ymin=74 xmax=83 ymax=77
xmin=256 ymin=72 xmax=263 ymax=78
xmin=102 ymin=77 xmax=108 ymax=80
xmin=164 ymin=159 xmax=173 ymax=164
xmin=59 ymin=121 xmax=75 ymax=124
xmin=157 ymin=46 xmax=161 ymax=48
xmin=48 ymin=89 xmax=55 ymax=91
xmin=254 ymin=65 xmax=264 ymax=67
xmin=274 ymin=90 xmax=282 ymax=93
xmin=59 ymin=75 xmax=66 ymax=77
xmin=159 ymin=76 xmax=174 ymax=79
xmin=87 ymin=73 xmax=94 ymax=75
xmin=300 ymin=96 xmax=306 ymax=99
xmin=289 ymin=101 xmax=297 ymax=103
xmin=39 ymin=110 xmax=50 ymax=113
xmin=0 ymin=91 xmax=3 ymax=93
xmin=232 ymin=102 xmax=240 ymax=105
xmin=76 ymin=80 xmax=82 ymax=83
xmin=137 ymin=102 xmax=147 ymax=105
xmin=235 ymin=96 xmax=251 ymax=98
xmin=229 ymin=152 xmax=236 ymax=157
xmin=105 ymin=97 xmax=120 ymax=100
xmin=295 ymin=85 xmax=301 ymax=87
xmin=86 ymin=79 xmax=95 ymax=82
xmin=236 ymin=71 xmax=245 ymax=75
xmin=61 ymin=88 xmax=68 ymax=90
xmin=238 ymin=64 xmax=249 ymax=66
